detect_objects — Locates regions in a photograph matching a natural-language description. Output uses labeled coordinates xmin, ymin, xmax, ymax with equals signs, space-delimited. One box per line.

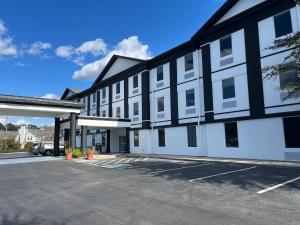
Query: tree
xmin=263 ymin=0 xmax=300 ymax=100
xmin=0 ymin=123 xmax=5 ymax=131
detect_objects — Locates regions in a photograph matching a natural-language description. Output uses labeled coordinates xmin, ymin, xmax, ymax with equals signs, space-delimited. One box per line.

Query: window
xmin=186 ymin=89 xmax=195 ymax=107
xmin=157 ymin=66 xmax=164 ymax=82
xmin=283 ymin=117 xmax=300 ymax=148
xmin=82 ymin=97 xmax=86 ymax=105
xmin=102 ymin=88 xmax=106 ymax=99
xmin=279 ymin=69 xmax=298 ymax=90
xmin=102 ymin=110 xmax=106 ymax=117
xmin=274 ymin=11 xmax=293 ymax=38
xmin=133 ymin=102 xmax=139 ymax=116
xmin=220 ymin=35 xmax=232 ymax=57
xmin=157 ymin=96 xmax=164 ymax=112
xmin=133 ymin=75 xmax=139 ymax=89
xmin=158 ymin=129 xmax=165 ymax=147
xmin=184 ymin=53 xmax=194 ymax=72
xmin=224 ymin=122 xmax=239 ymax=147
xmin=116 ymin=107 xmax=121 ymax=118
xmin=92 ymin=93 xmax=96 ymax=103
xmin=222 ymin=77 xmax=235 ymax=99
xmin=187 ymin=126 xmax=197 ymax=147
xmin=116 ymin=82 xmax=121 ymax=95
xmin=134 ymin=130 xmax=139 ymax=147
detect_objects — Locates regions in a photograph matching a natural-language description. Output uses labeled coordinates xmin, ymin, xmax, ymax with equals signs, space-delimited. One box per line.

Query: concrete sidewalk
xmin=124 ymin=153 xmax=300 ymax=167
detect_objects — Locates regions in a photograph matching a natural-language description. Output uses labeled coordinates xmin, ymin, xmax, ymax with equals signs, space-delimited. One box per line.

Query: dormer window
xmin=133 ymin=75 xmax=139 ymax=89
xmin=274 ymin=10 xmax=293 ymax=38
xmin=157 ymin=66 xmax=164 ymax=82
xmin=184 ymin=53 xmax=194 ymax=72
xmin=220 ymin=35 xmax=232 ymax=58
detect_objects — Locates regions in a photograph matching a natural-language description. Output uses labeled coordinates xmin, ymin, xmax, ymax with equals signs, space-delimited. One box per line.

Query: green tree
xmin=263 ymin=0 xmax=300 ymax=100
xmin=0 ymin=123 xmax=5 ymax=131
xmin=24 ymin=142 xmax=34 ymax=150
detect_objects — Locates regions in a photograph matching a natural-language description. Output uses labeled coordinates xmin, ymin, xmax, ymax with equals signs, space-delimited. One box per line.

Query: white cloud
xmin=40 ymin=93 xmax=59 ymax=100
xmin=0 ymin=37 xmax=18 ymax=57
xmin=76 ymin=38 xmax=107 ymax=56
xmin=55 ymin=38 xmax=108 ymax=66
xmin=55 ymin=45 xmax=73 ymax=59
xmin=27 ymin=41 xmax=52 ymax=55
xmin=72 ymin=36 xmax=151 ymax=80
xmin=15 ymin=119 xmax=30 ymax=126
xmin=0 ymin=19 xmax=7 ymax=35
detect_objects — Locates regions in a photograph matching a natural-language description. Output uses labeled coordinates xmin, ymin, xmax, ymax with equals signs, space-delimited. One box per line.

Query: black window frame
xmin=133 ymin=75 xmax=139 ymax=89
xmin=158 ymin=128 xmax=165 ymax=147
xmin=157 ymin=96 xmax=164 ymax=112
xmin=283 ymin=117 xmax=300 ymax=148
xmin=220 ymin=35 xmax=232 ymax=58
xmin=224 ymin=122 xmax=239 ymax=148
xmin=157 ymin=66 xmax=164 ymax=82
xmin=134 ymin=130 xmax=139 ymax=147
xmin=186 ymin=89 xmax=195 ymax=107
xmin=187 ymin=126 xmax=197 ymax=147
xmin=222 ymin=77 xmax=235 ymax=99
xmin=274 ymin=10 xmax=293 ymax=38
xmin=184 ymin=53 xmax=194 ymax=72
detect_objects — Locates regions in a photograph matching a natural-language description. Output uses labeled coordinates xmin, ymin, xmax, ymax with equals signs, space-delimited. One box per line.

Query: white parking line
xmin=257 ymin=176 xmax=300 ymax=194
xmin=146 ymin=163 xmax=214 ymax=175
xmin=189 ymin=166 xmax=257 ymax=182
xmin=143 ymin=157 xmax=148 ymax=161
xmin=113 ymin=158 xmax=127 ymax=164
xmin=101 ymin=159 xmax=118 ymax=166
xmin=134 ymin=157 xmax=143 ymax=162
xmin=123 ymin=158 xmax=134 ymax=163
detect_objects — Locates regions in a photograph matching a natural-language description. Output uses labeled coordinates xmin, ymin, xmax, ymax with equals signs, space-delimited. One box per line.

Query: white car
xmin=39 ymin=142 xmax=65 ymax=156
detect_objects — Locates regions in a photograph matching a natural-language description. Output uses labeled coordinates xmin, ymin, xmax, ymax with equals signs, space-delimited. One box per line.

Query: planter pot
xmin=66 ymin=153 xmax=72 ymax=160
xmin=87 ymin=153 xmax=94 ymax=160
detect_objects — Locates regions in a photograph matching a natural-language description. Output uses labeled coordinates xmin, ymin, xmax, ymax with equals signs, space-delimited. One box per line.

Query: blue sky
xmin=0 ymin=0 xmax=225 ymax=126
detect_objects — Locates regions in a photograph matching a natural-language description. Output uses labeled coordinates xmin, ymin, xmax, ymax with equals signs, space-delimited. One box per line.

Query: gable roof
xmin=92 ymin=55 xmax=146 ymax=87
xmin=61 ymin=88 xmax=82 ymax=100
xmin=191 ymin=0 xmax=239 ymax=39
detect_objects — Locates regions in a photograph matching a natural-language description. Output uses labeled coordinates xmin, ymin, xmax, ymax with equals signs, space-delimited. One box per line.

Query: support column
xmin=202 ymin=44 xmax=214 ymax=122
xmin=126 ymin=127 xmax=130 ymax=153
xmin=70 ymin=113 xmax=77 ymax=149
xmin=142 ymin=71 xmax=150 ymax=129
xmin=106 ymin=129 xmax=111 ymax=153
xmin=81 ymin=126 xmax=87 ymax=154
xmin=54 ymin=118 xmax=60 ymax=156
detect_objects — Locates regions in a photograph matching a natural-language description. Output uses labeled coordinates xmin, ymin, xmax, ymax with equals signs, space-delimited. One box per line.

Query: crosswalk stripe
xmin=134 ymin=157 xmax=143 ymax=162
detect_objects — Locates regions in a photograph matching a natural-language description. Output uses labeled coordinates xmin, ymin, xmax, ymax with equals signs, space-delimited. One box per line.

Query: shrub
xmin=24 ymin=142 xmax=33 ymax=150
xmin=72 ymin=149 xmax=82 ymax=158
xmin=65 ymin=149 xmax=73 ymax=154
xmin=86 ymin=149 xmax=95 ymax=154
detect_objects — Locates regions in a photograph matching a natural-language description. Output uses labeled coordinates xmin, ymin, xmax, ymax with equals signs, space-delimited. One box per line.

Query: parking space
xmin=75 ymin=156 xmax=300 ymax=196
xmin=0 ymin=156 xmax=299 ymax=225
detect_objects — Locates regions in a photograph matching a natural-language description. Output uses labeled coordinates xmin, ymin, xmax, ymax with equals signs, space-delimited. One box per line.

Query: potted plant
xmin=72 ymin=148 xmax=83 ymax=159
xmin=86 ymin=149 xmax=95 ymax=160
xmin=65 ymin=149 xmax=73 ymax=160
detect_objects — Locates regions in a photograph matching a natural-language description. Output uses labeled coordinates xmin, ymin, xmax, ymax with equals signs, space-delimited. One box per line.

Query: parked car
xmin=39 ymin=141 xmax=65 ymax=156
xmin=30 ymin=142 xmax=42 ymax=155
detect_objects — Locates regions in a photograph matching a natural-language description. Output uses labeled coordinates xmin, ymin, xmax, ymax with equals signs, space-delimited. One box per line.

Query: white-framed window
xmin=222 ymin=77 xmax=235 ymax=100
xmin=133 ymin=75 xmax=139 ymax=89
xmin=274 ymin=10 xmax=293 ymax=38
xmin=186 ymin=89 xmax=195 ymax=107
xmin=116 ymin=107 xmax=121 ymax=118
xmin=184 ymin=53 xmax=194 ymax=72
xmin=102 ymin=88 xmax=106 ymax=99
xmin=157 ymin=96 xmax=164 ymax=112
xmin=102 ymin=110 xmax=106 ymax=117
xmin=156 ymin=66 xmax=164 ymax=82
xmin=116 ymin=82 xmax=121 ymax=95
xmin=133 ymin=102 xmax=139 ymax=116
xmin=220 ymin=35 xmax=232 ymax=58
xmin=134 ymin=130 xmax=139 ymax=147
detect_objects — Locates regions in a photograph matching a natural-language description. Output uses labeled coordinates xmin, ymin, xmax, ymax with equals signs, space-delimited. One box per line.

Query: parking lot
xmin=0 ymin=156 xmax=299 ymax=225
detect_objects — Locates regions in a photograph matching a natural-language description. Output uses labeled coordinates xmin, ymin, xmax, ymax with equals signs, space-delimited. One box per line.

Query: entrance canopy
xmin=0 ymin=94 xmax=83 ymax=118
xmin=60 ymin=115 xmax=131 ymax=129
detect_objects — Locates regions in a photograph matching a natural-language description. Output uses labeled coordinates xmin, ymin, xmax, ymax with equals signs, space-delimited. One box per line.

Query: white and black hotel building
xmin=60 ymin=0 xmax=300 ymax=161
